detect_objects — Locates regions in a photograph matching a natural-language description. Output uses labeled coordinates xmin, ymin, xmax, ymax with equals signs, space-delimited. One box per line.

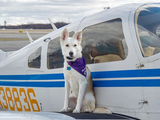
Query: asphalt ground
xmin=0 ymin=29 xmax=52 ymax=52
xmin=0 ymin=41 xmax=30 ymax=51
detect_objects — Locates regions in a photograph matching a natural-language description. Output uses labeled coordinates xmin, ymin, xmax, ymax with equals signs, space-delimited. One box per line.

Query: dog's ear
xmin=60 ymin=28 xmax=69 ymax=41
xmin=73 ymin=31 xmax=82 ymax=42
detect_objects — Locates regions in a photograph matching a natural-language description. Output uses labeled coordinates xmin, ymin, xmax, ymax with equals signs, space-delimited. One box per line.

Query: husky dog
xmin=60 ymin=28 xmax=95 ymax=113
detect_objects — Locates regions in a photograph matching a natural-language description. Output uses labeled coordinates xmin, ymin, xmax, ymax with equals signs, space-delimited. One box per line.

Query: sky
xmin=0 ymin=0 xmax=159 ymax=25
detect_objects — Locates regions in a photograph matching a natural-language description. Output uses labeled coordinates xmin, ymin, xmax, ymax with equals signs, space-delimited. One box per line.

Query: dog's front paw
xmin=73 ymin=109 xmax=80 ymax=113
xmin=61 ymin=108 xmax=68 ymax=112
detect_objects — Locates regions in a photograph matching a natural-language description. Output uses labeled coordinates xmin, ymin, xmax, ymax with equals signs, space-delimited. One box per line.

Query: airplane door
xmin=77 ymin=12 xmax=145 ymax=114
xmin=44 ymin=36 xmax=65 ymax=112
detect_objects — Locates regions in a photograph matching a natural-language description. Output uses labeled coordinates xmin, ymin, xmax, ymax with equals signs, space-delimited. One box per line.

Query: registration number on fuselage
xmin=0 ymin=87 xmax=40 ymax=112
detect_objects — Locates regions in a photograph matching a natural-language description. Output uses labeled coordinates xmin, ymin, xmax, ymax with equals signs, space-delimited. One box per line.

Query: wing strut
xmin=48 ymin=18 xmax=57 ymax=30
xmin=26 ymin=31 xmax=33 ymax=43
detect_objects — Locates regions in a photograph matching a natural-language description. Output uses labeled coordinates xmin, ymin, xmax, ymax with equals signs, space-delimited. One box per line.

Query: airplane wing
xmin=0 ymin=111 xmax=75 ymax=120
xmin=0 ymin=111 xmax=133 ymax=120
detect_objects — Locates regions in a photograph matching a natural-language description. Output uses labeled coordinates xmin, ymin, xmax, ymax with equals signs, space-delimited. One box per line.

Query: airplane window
xmin=47 ymin=31 xmax=74 ymax=69
xmin=135 ymin=5 xmax=160 ymax=57
xmin=28 ymin=47 xmax=42 ymax=68
xmin=47 ymin=37 xmax=63 ymax=69
xmin=82 ymin=18 xmax=128 ymax=64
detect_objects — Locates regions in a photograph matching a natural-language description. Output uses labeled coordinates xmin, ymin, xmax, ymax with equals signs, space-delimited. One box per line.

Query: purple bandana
xmin=67 ymin=57 xmax=87 ymax=77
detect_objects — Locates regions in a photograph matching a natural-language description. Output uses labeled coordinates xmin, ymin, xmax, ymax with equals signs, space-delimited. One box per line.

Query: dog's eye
xmin=74 ymin=44 xmax=77 ymax=47
xmin=66 ymin=44 xmax=69 ymax=47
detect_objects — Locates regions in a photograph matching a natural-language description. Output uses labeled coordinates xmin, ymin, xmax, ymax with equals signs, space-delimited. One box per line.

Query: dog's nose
xmin=69 ymin=52 xmax=73 ymax=57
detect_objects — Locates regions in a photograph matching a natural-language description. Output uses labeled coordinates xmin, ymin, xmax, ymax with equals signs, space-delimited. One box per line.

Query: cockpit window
xmin=82 ymin=18 xmax=128 ymax=64
xmin=135 ymin=5 xmax=160 ymax=57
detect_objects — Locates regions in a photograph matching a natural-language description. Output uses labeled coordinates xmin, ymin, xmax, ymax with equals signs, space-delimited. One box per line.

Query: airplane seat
xmin=93 ymin=54 xmax=122 ymax=63
xmin=91 ymin=43 xmax=122 ymax=63
xmin=143 ymin=46 xmax=155 ymax=57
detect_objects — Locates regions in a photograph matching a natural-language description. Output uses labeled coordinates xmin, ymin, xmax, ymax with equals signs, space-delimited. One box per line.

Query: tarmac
xmin=0 ymin=29 xmax=52 ymax=52
xmin=0 ymin=41 xmax=29 ymax=51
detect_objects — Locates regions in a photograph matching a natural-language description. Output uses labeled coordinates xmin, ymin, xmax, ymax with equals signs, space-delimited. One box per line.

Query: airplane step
xmin=59 ymin=112 xmax=138 ymax=120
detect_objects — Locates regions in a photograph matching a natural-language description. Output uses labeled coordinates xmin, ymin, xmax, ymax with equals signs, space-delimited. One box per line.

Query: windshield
xmin=135 ymin=4 xmax=160 ymax=57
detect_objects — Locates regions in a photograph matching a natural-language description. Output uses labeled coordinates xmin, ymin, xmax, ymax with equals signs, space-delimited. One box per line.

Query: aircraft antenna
xmin=48 ymin=18 xmax=57 ymax=30
xmin=26 ymin=31 xmax=33 ymax=43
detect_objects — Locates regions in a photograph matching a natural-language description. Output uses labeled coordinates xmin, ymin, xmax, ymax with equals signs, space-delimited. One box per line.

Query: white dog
xmin=60 ymin=28 xmax=96 ymax=113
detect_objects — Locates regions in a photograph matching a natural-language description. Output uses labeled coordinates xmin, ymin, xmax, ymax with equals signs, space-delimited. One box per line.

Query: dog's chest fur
xmin=64 ymin=62 xmax=87 ymax=96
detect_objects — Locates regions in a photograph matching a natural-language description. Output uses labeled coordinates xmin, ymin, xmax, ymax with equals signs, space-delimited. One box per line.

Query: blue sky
xmin=0 ymin=0 xmax=159 ymax=25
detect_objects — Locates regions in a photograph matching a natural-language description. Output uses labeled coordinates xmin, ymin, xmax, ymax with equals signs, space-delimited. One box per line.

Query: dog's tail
xmin=93 ymin=107 xmax=112 ymax=114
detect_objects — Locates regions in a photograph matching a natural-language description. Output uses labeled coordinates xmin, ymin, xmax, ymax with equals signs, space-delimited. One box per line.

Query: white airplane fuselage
xmin=0 ymin=3 xmax=160 ymax=120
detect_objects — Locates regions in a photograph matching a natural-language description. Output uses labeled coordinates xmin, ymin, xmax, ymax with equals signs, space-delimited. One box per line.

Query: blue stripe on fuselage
xmin=0 ymin=79 xmax=160 ymax=87
xmin=0 ymin=73 xmax=64 ymax=80
xmin=91 ymin=69 xmax=160 ymax=78
xmin=0 ymin=69 xmax=160 ymax=87
xmin=0 ymin=68 xmax=160 ymax=80
xmin=0 ymin=81 xmax=64 ymax=87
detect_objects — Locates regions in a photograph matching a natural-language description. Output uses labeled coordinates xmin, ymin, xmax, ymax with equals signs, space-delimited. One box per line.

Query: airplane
xmin=0 ymin=2 xmax=160 ymax=120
